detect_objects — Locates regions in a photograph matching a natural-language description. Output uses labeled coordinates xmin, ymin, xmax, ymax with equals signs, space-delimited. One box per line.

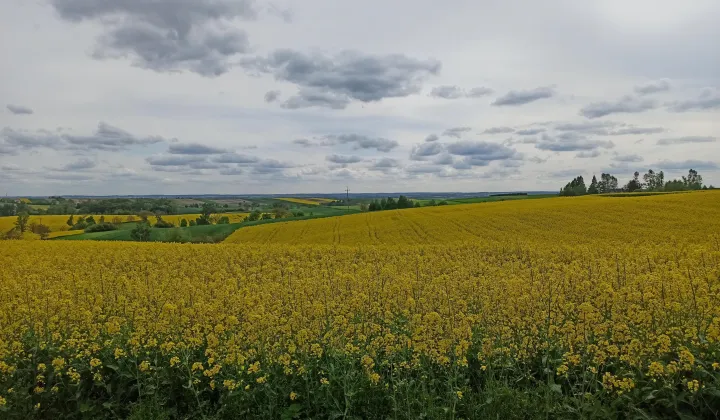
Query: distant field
xmin=54 ymin=222 xmax=243 ymax=242
xmin=225 ymin=191 xmax=720 ymax=246
xmin=276 ymin=197 xmax=336 ymax=205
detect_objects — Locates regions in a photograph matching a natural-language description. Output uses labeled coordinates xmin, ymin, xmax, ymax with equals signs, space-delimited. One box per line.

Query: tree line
xmin=560 ymin=168 xmax=713 ymax=196
xmin=367 ymin=196 xmax=419 ymax=211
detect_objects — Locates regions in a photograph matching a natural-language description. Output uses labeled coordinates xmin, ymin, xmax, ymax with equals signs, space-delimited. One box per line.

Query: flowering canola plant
xmin=1 ymin=191 xmax=720 ymax=418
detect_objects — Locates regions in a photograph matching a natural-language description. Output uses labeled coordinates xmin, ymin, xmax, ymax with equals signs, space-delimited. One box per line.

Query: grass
xmin=54 ymin=222 xmax=241 ymax=243
xmin=52 ymin=207 xmax=362 ymax=243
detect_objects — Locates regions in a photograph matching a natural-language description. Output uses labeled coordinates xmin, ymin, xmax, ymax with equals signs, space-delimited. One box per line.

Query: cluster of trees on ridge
xmin=560 ymin=168 xmax=714 ymax=196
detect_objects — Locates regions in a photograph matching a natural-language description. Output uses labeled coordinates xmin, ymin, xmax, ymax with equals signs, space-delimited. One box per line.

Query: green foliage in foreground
xmin=2 ymin=343 xmax=719 ymax=419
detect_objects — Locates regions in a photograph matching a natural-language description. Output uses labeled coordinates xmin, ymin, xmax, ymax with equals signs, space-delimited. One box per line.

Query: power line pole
xmin=345 ymin=186 xmax=350 ymax=213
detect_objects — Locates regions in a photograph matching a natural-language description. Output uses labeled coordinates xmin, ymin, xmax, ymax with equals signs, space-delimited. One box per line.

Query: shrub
xmin=70 ymin=221 xmax=88 ymax=231
xmin=130 ymin=222 xmax=151 ymax=242
xmin=162 ymin=228 xmax=190 ymax=243
xmin=180 ymin=219 xmax=188 ymax=227
xmin=217 ymin=216 xmax=230 ymax=224
xmin=189 ymin=220 xmax=197 ymax=227
xmin=84 ymin=223 xmax=118 ymax=233
xmin=154 ymin=220 xmax=175 ymax=229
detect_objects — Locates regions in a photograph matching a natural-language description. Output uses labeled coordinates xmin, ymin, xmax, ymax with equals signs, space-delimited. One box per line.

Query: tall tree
xmin=66 ymin=214 xmax=74 ymax=227
xmin=597 ymin=173 xmax=618 ymax=193
xmin=624 ymin=171 xmax=643 ymax=192
xmin=560 ymin=176 xmax=587 ymax=196
xmin=683 ymin=169 xmax=703 ymax=190
xmin=587 ymin=175 xmax=599 ymax=194
xmin=643 ymin=169 xmax=664 ymax=191
xmin=15 ymin=212 xmax=30 ymax=233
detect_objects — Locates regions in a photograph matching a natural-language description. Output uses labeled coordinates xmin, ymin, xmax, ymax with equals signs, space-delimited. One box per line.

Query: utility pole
xmin=345 ymin=186 xmax=350 ymax=213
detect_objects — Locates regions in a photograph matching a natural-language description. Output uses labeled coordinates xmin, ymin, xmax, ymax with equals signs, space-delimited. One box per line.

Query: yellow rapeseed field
xmin=1 ymin=192 xmax=719 ymax=418
xmin=276 ymin=197 xmax=331 ymax=205
xmin=226 ymin=191 xmax=720 ymax=245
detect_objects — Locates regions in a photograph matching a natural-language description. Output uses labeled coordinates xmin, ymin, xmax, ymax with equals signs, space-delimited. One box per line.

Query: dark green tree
xmin=643 ymin=169 xmax=665 ymax=191
xmin=587 ymin=175 xmax=599 ymax=194
xmin=66 ymin=215 xmax=74 ymax=227
xmin=624 ymin=172 xmax=643 ymax=192
xmin=597 ymin=173 xmax=619 ymax=193
xmin=560 ymin=176 xmax=587 ymax=196
xmin=130 ymin=222 xmax=151 ymax=242
xmin=15 ymin=212 xmax=30 ymax=233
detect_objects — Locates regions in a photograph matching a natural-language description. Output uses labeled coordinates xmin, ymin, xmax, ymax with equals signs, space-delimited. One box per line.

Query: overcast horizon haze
xmin=1 ymin=0 xmax=719 ymax=196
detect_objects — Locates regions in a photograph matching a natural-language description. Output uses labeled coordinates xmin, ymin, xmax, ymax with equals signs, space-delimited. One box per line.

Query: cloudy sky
xmin=1 ymin=0 xmax=719 ymax=195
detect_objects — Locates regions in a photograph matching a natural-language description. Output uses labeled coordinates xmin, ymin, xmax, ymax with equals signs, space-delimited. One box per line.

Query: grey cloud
xmin=46 ymin=173 xmax=95 ymax=181
xmin=430 ymin=85 xmax=464 ymax=99
xmin=575 ymin=150 xmax=601 ymax=158
xmin=168 ymin=143 xmax=227 ymax=154
xmin=634 ymin=79 xmax=671 ymax=95
xmin=516 ymin=128 xmax=545 ymax=136
xmin=326 ymin=154 xmax=363 ymax=164
xmin=244 ymin=49 xmax=441 ymax=107
xmin=667 ymin=90 xmax=720 ymax=112
xmin=370 ymin=157 xmax=400 ymax=169
xmin=445 ymin=141 xmax=518 ymax=166
xmin=326 ymin=134 xmax=398 ymax=152
xmin=212 ymin=152 xmax=259 ymax=164
xmin=63 ymin=122 xmax=167 ymax=150
xmin=7 ymin=104 xmax=34 ymax=115
xmin=433 ymin=154 xmax=454 ymax=165
xmin=424 ymin=134 xmax=439 ymax=142
xmin=59 ymin=158 xmax=96 ymax=171
xmin=614 ymin=154 xmax=643 ymax=162
xmin=292 ymin=138 xmax=313 ymax=147
xmin=405 ymin=164 xmax=444 ymax=174
xmin=467 ymin=87 xmax=494 ymax=98
xmin=492 ymin=86 xmax=555 ymax=106
xmin=264 ymin=90 xmax=281 ymax=103
xmin=442 ymin=127 xmax=471 ymax=138
xmin=281 ymin=88 xmax=350 ymax=110
xmin=146 ymin=155 xmax=205 ymax=166
xmin=265 ymin=90 xmax=280 ymax=103
xmin=554 ymin=121 xmax=620 ymax=135
xmin=429 ymin=85 xmax=493 ymax=99
xmin=1 ymin=127 xmax=59 ymax=150
xmin=536 ymin=133 xmax=615 ymax=151
xmin=529 ymin=156 xmax=548 ymax=164
xmin=653 ymin=160 xmax=718 ymax=170
xmin=483 ymin=126 xmax=514 ymax=134
xmin=579 ymin=96 xmax=658 ymax=118
xmin=610 ymin=126 xmax=665 ymax=135
xmin=657 ymin=136 xmax=716 ymax=145
xmin=52 ymin=0 xmax=257 ymax=76
xmin=218 ymin=167 xmax=244 ymax=176
xmin=410 ymin=142 xmax=444 ymax=160
xmin=252 ymin=159 xmax=295 ymax=174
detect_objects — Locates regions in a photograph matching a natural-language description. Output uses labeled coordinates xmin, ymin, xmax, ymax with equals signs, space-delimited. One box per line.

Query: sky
xmin=1 ymin=0 xmax=719 ymax=195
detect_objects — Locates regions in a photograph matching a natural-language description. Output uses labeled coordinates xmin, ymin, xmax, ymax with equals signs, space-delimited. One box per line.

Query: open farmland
xmin=1 ymin=191 xmax=719 ymax=419
xmin=225 ymin=191 xmax=720 ymax=245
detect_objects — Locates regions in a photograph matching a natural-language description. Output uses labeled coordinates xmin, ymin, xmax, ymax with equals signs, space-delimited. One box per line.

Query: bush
xmin=130 ymin=222 xmax=151 ymax=242
xmin=195 ymin=217 xmax=211 ymax=226
xmin=261 ymin=213 xmax=273 ymax=220
xmin=154 ymin=220 xmax=175 ymax=229
xmin=70 ymin=221 xmax=88 ymax=231
xmin=217 ymin=216 xmax=230 ymax=224
xmin=162 ymin=228 xmax=190 ymax=243
xmin=84 ymin=223 xmax=118 ymax=233
xmin=189 ymin=220 xmax=197 ymax=227
xmin=180 ymin=219 xmax=188 ymax=227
